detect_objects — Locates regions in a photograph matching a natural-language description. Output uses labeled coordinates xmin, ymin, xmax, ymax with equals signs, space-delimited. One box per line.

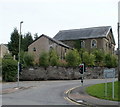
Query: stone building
xmin=28 ymin=34 xmax=72 ymax=63
xmin=54 ymin=26 xmax=116 ymax=54
xmin=0 ymin=44 xmax=9 ymax=58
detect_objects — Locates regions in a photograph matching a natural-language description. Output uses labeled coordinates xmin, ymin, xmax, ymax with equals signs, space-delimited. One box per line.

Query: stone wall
xmin=20 ymin=66 xmax=118 ymax=81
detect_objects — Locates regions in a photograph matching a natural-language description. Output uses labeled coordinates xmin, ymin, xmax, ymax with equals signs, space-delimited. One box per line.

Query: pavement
xmin=1 ymin=86 xmax=34 ymax=95
xmin=67 ymin=84 xmax=120 ymax=107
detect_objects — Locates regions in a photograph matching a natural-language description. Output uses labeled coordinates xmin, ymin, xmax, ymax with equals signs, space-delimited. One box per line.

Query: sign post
xmin=104 ymin=69 xmax=115 ymax=99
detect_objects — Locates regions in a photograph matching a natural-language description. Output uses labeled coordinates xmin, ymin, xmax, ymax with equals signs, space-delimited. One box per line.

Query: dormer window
xmin=91 ymin=39 xmax=97 ymax=48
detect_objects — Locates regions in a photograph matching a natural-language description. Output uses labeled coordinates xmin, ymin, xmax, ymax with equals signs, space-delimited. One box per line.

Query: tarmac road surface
xmin=2 ymin=79 xmax=117 ymax=106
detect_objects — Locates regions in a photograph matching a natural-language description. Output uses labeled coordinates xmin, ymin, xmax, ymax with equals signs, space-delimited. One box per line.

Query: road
xmin=2 ymin=79 xmax=116 ymax=105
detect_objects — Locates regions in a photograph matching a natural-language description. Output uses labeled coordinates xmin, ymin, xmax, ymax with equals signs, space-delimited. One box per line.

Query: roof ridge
xmin=59 ymin=26 xmax=111 ymax=32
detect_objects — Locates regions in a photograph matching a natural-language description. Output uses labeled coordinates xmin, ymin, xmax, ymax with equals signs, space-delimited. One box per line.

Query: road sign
xmin=104 ymin=69 xmax=115 ymax=78
xmin=103 ymin=68 xmax=115 ymax=99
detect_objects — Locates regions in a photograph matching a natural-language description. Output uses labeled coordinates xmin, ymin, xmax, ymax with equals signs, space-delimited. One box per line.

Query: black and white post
xmin=17 ymin=21 xmax=23 ymax=88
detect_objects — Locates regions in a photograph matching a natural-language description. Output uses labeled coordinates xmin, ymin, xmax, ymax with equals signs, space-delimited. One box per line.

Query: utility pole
xmin=118 ymin=23 xmax=120 ymax=81
xmin=17 ymin=21 xmax=23 ymax=88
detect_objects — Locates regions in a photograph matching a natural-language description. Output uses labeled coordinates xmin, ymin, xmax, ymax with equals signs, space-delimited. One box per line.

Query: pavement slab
xmin=67 ymin=85 xmax=120 ymax=107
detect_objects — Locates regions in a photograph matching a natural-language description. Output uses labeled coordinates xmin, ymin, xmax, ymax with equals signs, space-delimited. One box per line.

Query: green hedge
xmin=2 ymin=59 xmax=17 ymax=82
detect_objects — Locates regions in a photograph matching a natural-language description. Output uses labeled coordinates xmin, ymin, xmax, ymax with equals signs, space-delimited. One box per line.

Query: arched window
xmin=81 ymin=41 xmax=85 ymax=48
xmin=91 ymin=39 xmax=97 ymax=48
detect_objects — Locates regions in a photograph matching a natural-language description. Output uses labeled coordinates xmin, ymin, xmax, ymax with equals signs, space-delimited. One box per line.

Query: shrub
xmin=3 ymin=53 xmax=13 ymax=59
xmin=2 ymin=59 xmax=17 ymax=82
xmin=23 ymin=52 xmax=34 ymax=67
xmin=49 ymin=49 xmax=59 ymax=66
xmin=82 ymin=51 xmax=95 ymax=66
xmin=92 ymin=49 xmax=105 ymax=66
xmin=58 ymin=60 xmax=68 ymax=67
xmin=65 ymin=49 xmax=81 ymax=67
xmin=104 ymin=53 xmax=117 ymax=68
xmin=39 ymin=51 xmax=49 ymax=67
xmin=111 ymin=55 xmax=118 ymax=67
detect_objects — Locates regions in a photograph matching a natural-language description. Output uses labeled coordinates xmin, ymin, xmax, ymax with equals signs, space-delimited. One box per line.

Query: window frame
xmin=91 ymin=39 xmax=97 ymax=48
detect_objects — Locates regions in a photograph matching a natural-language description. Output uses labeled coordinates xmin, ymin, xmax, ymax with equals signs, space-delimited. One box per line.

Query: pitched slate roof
xmin=54 ymin=26 xmax=113 ymax=41
xmin=42 ymin=34 xmax=73 ymax=49
xmin=29 ymin=34 xmax=72 ymax=49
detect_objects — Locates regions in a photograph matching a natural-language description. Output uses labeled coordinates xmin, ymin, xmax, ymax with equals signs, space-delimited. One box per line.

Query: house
xmin=28 ymin=34 xmax=72 ymax=63
xmin=0 ymin=44 xmax=9 ymax=58
xmin=54 ymin=26 xmax=116 ymax=54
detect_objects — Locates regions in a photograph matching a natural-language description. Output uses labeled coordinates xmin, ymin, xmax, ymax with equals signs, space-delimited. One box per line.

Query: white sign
xmin=104 ymin=69 xmax=115 ymax=78
xmin=104 ymin=68 xmax=115 ymax=99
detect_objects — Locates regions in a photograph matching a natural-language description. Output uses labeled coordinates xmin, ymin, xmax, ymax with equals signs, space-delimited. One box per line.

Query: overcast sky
xmin=0 ymin=0 xmax=119 ymax=48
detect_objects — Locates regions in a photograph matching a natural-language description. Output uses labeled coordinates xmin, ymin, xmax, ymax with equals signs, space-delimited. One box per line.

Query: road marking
xmin=65 ymin=86 xmax=80 ymax=94
xmin=64 ymin=85 xmax=82 ymax=105
xmin=64 ymin=97 xmax=81 ymax=105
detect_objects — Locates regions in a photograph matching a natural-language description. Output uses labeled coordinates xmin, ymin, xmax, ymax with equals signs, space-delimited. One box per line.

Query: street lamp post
xmin=17 ymin=21 xmax=23 ymax=88
xmin=118 ymin=22 xmax=120 ymax=81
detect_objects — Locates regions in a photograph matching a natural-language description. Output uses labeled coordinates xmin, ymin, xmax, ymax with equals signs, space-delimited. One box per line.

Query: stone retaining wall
xmin=20 ymin=66 xmax=117 ymax=81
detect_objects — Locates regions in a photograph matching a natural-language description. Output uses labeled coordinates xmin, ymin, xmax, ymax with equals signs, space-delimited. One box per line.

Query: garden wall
xmin=20 ymin=66 xmax=118 ymax=81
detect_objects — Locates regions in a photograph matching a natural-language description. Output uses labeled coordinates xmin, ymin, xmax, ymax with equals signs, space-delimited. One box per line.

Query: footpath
xmin=67 ymin=84 xmax=120 ymax=107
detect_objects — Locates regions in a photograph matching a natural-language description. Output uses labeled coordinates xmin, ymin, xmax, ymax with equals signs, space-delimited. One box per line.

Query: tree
xmin=92 ymin=49 xmax=105 ymax=66
xmin=39 ymin=51 xmax=49 ymax=67
xmin=104 ymin=53 xmax=117 ymax=68
xmin=2 ymin=58 xmax=17 ymax=82
xmin=34 ymin=33 xmax=39 ymax=40
xmin=65 ymin=49 xmax=81 ymax=67
xmin=49 ymin=49 xmax=59 ymax=66
xmin=82 ymin=51 xmax=95 ymax=66
xmin=8 ymin=28 xmax=19 ymax=60
xmin=23 ymin=52 xmax=34 ymax=67
xmin=22 ymin=32 xmax=33 ymax=51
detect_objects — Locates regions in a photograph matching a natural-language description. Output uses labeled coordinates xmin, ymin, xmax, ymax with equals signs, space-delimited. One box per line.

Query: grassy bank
xmin=86 ymin=81 xmax=120 ymax=101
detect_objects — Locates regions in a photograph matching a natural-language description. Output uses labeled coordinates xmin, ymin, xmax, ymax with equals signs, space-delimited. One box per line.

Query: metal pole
xmin=105 ymin=78 xmax=107 ymax=97
xmin=17 ymin=21 xmax=23 ymax=88
xmin=118 ymin=23 xmax=120 ymax=81
xmin=112 ymin=77 xmax=114 ymax=99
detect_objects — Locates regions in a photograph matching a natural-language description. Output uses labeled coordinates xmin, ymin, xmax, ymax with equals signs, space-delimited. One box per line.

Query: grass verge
xmin=85 ymin=81 xmax=120 ymax=101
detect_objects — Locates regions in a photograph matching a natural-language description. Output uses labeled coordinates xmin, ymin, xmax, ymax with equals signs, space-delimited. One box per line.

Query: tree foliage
xmin=2 ymin=58 xmax=17 ymax=82
xmin=49 ymin=49 xmax=59 ymax=66
xmin=34 ymin=33 xmax=39 ymax=40
xmin=22 ymin=32 xmax=33 ymax=51
xmin=92 ymin=49 xmax=105 ymax=66
xmin=104 ymin=53 xmax=117 ymax=68
xmin=65 ymin=49 xmax=81 ymax=67
xmin=82 ymin=51 xmax=95 ymax=66
xmin=39 ymin=51 xmax=49 ymax=67
xmin=8 ymin=28 xmax=19 ymax=59
xmin=23 ymin=52 xmax=34 ymax=67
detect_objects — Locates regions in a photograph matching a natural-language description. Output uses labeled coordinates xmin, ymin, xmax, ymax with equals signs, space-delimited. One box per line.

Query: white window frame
xmin=91 ymin=39 xmax=97 ymax=48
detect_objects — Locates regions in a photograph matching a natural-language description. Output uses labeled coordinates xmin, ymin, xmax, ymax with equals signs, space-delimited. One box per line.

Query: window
xmin=49 ymin=45 xmax=53 ymax=50
xmin=33 ymin=47 xmax=36 ymax=52
xmin=91 ymin=39 xmax=97 ymax=48
xmin=81 ymin=41 xmax=85 ymax=48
